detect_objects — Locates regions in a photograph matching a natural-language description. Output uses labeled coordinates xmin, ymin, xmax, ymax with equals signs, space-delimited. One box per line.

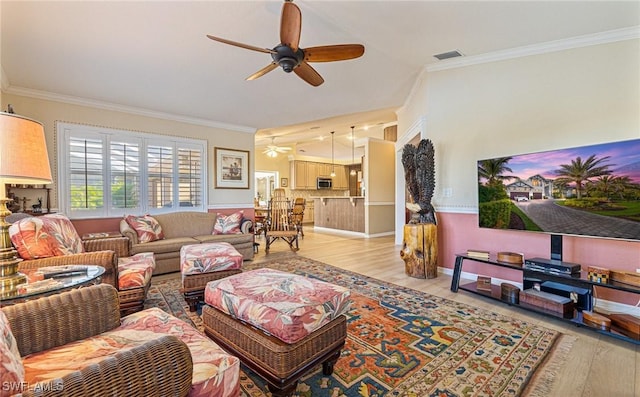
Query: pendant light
xmin=330 ymin=131 xmax=336 ymax=177
xmin=350 ymin=126 xmax=357 ymax=176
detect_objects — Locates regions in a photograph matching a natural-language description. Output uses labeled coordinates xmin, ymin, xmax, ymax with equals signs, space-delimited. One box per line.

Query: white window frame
xmin=57 ymin=122 xmax=207 ymax=219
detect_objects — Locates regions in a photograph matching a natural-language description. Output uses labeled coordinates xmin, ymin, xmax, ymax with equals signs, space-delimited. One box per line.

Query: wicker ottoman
xmin=180 ymin=242 xmax=243 ymax=312
xmin=202 ymin=269 xmax=351 ymax=397
xmin=117 ymin=252 xmax=156 ymax=316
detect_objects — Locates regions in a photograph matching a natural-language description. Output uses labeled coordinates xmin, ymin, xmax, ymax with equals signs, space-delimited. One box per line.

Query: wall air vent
xmin=433 ymin=50 xmax=464 ymax=61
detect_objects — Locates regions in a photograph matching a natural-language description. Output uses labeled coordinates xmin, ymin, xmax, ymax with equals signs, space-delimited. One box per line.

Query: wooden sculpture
xmin=400 ymin=139 xmax=438 ymax=279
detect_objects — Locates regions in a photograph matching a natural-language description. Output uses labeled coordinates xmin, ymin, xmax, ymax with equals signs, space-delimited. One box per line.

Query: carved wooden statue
xmin=400 ymin=139 xmax=438 ymax=279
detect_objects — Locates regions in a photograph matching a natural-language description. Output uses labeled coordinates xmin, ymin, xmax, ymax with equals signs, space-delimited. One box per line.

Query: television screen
xmin=477 ymin=138 xmax=640 ymax=242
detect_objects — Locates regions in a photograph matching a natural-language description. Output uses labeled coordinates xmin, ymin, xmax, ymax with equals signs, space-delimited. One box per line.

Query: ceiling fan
xmin=263 ymin=137 xmax=292 ymax=158
xmin=206 ymin=0 xmax=365 ymax=87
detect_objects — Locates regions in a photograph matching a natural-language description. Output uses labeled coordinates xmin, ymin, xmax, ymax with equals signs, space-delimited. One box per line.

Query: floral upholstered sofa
xmin=1 ymin=284 xmax=240 ymax=397
xmin=120 ymin=211 xmax=254 ymax=275
xmin=8 ymin=214 xmax=154 ymax=315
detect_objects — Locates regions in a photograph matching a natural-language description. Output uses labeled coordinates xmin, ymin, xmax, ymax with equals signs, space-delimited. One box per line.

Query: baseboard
xmin=312 ymin=226 xmax=364 ymax=237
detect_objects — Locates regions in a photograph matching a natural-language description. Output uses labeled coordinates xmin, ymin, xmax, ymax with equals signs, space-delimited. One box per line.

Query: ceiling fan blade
xmin=276 ymin=147 xmax=292 ymax=152
xmin=280 ymin=2 xmax=302 ymax=51
xmin=304 ymin=44 xmax=365 ymax=62
xmin=294 ymin=61 xmax=324 ymax=87
xmin=246 ymin=63 xmax=278 ymax=81
xmin=206 ymin=34 xmax=276 ymax=54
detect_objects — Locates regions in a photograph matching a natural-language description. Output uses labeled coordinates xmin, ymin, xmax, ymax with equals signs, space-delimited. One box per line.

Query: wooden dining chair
xmin=291 ymin=197 xmax=305 ymax=238
xmin=264 ymin=189 xmax=299 ymax=253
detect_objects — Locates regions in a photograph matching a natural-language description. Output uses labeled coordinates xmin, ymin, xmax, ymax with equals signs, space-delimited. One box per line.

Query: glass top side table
xmin=0 ymin=265 xmax=105 ymax=306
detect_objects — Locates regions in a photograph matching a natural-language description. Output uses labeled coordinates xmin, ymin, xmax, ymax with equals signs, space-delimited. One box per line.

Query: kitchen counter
xmin=313 ymin=197 xmax=364 ymax=233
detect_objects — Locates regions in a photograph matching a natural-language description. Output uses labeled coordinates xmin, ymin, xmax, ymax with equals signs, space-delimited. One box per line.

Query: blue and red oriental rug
xmin=146 ymin=256 xmax=568 ymax=397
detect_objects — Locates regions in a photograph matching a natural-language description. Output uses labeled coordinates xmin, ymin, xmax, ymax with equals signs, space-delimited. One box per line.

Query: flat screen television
xmin=477 ymin=138 xmax=640 ymax=259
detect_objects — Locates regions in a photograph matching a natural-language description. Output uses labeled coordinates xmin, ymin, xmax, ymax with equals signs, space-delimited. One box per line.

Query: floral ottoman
xmin=202 ymin=268 xmax=351 ymax=397
xmin=118 ymin=252 xmax=156 ymax=316
xmin=180 ymin=242 xmax=243 ymax=312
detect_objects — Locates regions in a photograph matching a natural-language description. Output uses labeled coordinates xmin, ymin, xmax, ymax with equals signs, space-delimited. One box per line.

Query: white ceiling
xmin=2 ymin=1 xmax=639 ymax=160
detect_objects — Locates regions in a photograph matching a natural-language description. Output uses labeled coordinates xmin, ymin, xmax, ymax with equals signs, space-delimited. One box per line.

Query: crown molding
xmin=399 ymin=67 xmax=429 ymax=116
xmin=396 ymin=116 xmax=426 ymax=148
xmin=2 ymin=85 xmax=257 ymax=134
xmin=427 ymin=26 xmax=640 ymax=72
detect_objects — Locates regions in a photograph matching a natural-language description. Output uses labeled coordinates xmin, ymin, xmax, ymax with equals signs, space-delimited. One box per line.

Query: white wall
xmin=395 ymin=38 xmax=640 ymax=275
xmin=401 ymin=39 xmax=640 ymax=213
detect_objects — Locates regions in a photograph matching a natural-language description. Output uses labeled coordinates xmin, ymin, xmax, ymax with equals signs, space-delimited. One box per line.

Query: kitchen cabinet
xmin=332 ymin=165 xmax=348 ymax=190
xmin=318 ymin=163 xmax=332 ymax=177
xmin=305 ymin=162 xmax=318 ymax=188
xmin=305 ymin=201 xmax=314 ymax=223
xmin=291 ymin=161 xmax=316 ymax=189
xmin=290 ymin=161 xmax=349 ymax=190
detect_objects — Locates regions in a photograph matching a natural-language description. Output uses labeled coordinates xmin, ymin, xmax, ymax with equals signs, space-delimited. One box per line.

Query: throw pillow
xmin=8 ymin=217 xmax=59 ymax=260
xmin=125 ymin=215 xmax=164 ymax=243
xmin=42 ymin=214 xmax=84 ymax=256
xmin=8 ymin=214 xmax=84 ymax=260
xmin=212 ymin=211 xmax=244 ymax=235
xmin=0 ymin=310 xmax=25 ymax=393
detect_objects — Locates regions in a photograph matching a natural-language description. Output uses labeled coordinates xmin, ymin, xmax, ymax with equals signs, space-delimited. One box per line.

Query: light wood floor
xmin=253 ymin=228 xmax=640 ymax=397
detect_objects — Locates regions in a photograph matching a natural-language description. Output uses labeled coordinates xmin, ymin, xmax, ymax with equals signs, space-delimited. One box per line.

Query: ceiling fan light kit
xmin=206 ymin=0 xmax=365 ymax=86
xmin=263 ymin=137 xmax=292 ymax=158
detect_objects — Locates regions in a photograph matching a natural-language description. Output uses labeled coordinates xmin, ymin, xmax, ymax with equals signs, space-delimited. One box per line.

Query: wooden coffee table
xmin=0 ymin=265 xmax=104 ymax=306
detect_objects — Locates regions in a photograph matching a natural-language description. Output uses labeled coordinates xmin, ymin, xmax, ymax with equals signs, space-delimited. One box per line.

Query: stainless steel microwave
xmin=317 ymin=177 xmax=332 ymax=189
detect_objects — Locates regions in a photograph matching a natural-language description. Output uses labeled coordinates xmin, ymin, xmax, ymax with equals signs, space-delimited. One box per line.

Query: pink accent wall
xmin=439 ymin=212 xmax=640 ymax=305
xmin=72 ymin=218 xmax=122 ymax=236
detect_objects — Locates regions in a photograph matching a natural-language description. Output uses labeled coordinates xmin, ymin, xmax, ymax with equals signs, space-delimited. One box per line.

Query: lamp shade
xmin=0 ymin=112 xmax=52 ymax=185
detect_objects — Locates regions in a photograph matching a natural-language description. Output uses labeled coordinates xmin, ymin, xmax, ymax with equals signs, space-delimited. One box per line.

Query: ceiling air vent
xmin=433 ymin=50 xmax=464 ymax=61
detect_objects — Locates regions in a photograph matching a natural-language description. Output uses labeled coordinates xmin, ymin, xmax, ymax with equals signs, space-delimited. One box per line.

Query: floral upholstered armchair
xmin=7 ymin=214 xmax=153 ymax=315
xmin=1 ymin=284 xmax=242 ymax=397
xmin=1 ymin=284 xmax=194 ymax=397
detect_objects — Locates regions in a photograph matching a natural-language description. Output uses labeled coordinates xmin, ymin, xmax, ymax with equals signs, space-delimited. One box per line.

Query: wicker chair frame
xmin=2 ymin=284 xmax=193 ymax=397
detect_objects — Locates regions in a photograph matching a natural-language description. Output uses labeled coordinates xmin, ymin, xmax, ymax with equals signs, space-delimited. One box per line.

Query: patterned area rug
xmin=145 ymin=256 xmax=563 ymax=397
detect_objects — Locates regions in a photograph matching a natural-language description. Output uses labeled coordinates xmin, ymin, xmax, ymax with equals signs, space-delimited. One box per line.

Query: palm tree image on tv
xmin=477 ymin=139 xmax=640 ymax=241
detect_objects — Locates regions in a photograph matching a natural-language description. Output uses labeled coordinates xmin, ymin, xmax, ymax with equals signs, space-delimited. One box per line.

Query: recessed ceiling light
xmin=433 ymin=50 xmax=464 ymax=60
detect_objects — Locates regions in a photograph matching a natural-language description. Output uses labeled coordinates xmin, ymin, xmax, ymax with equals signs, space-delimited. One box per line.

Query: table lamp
xmin=0 ymin=112 xmax=52 ymax=297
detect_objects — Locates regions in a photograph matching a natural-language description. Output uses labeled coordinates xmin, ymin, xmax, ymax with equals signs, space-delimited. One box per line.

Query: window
xmin=57 ymin=122 xmax=207 ymax=219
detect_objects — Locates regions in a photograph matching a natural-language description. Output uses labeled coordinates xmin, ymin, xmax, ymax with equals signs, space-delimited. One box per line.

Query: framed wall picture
xmin=214 ymin=147 xmax=250 ymax=189
xmin=281 ymin=177 xmax=288 ymax=187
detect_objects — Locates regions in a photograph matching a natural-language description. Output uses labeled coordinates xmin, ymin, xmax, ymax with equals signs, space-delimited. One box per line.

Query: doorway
xmin=255 ymin=171 xmax=278 ymax=207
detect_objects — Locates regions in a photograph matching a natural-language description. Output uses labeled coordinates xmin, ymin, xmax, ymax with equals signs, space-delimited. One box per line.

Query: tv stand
xmin=451 ymin=253 xmax=640 ymax=346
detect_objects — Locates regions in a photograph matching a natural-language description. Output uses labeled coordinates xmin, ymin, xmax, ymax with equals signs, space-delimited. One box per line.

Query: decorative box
xmin=610 ymin=270 xmax=640 ymax=287
xmin=582 ymin=311 xmax=611 ymax=331
xmin=609 ymin=313 xmax=640 ymax=340
xmin=520 ymin=289 xmax=574 ymax=319
xmin=500 ymin=283 xmax=520 ymax=304
xmin=540 ymin=281 xmax=593 ymax=311
xmin=497 ymin=252 xmax=524 ymax=266
xmin=587 ymin=266 xmax=610 ymax=284
xmin=476 ymin=276 xmax=492 ymax=292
